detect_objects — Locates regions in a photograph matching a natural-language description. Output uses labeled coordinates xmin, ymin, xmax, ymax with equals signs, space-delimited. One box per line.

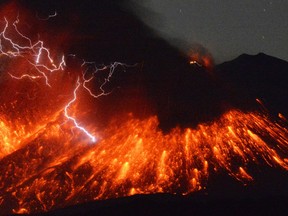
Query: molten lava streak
xmin=0 ymin=13 xmax=288 ymax=215
xmin=1 ymin=110 xmax=288 ymax=214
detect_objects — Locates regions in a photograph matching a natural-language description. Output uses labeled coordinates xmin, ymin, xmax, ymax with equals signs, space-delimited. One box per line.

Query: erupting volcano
xmin=0 ymin=1 xmax=288 ymax=216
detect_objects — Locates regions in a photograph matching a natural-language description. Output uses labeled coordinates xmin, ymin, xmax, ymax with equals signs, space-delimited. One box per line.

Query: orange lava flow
xmin=0 ymin=6 xmax=288 ymax=215
xmin=0 ymin=109 xmax=288 ymax=214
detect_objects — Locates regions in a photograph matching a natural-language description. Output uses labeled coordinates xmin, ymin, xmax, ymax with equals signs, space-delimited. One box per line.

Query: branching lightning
xmin=0 ymin=16 xmax=128 ymax=143
xmin=2 ymin=8 xmax=288 ymax=216
xmin=0 ymin=16 xmax=65 ymax=86
xmin=64 ymin=77 xmax=96 ymax=143
xmin=82 ymin=61 xmax=129 ymax=98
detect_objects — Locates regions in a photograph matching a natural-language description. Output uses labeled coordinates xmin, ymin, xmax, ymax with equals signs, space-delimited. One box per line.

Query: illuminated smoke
xmin=0 ymin=13 xmax=129 ymax=143
xmin=188 ymin=44 xmax=215 ymax=70
xmin=0 ymin=3 xmax=288 ymax=215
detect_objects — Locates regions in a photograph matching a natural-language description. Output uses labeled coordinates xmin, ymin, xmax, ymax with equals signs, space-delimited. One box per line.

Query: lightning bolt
xmin=82 ymin=61 xmax=130 ymax=98
xmin=64 ymin=77 xmax=96 ymax=143
xmin=0 ymin=16 xmax=132 ymax=143
xmin=0 ymin=16 xmax=66 ymax=86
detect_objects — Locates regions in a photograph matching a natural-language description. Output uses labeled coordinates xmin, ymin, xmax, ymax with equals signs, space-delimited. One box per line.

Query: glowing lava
xmin=0 ymin=7 xmax=288 ymax=216
xmin=64 ymin=77 xmax=96 ymax=143
xmin=0 ymin=15 xmax=108 ymax=143
xmin=0 ymin=110 xmax=288 ymax=214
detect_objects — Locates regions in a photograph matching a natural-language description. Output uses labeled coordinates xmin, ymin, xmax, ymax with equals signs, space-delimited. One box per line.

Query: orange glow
xmin=1 ymin=109 xmax=288 ymax=214
xmin=0 ymin=4 xmax=288 ymax=215
xmin=189 ymin=52 xmax=214 ymax=70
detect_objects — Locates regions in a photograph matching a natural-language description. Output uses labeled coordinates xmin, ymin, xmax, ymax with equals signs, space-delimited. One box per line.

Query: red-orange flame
xmin=0 ymin=109 xmax=288 ymax=214
xmin=0 ymin=3 xmax=288 ymax=215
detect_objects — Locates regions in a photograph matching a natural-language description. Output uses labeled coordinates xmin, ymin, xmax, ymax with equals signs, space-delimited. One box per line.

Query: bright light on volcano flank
xmin=0 ymin=2 xmax=288 ymax=215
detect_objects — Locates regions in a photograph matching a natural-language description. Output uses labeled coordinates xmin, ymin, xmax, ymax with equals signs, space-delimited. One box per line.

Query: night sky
xmin=0 ymin=2 xmax=288 ymax=215
xmin=131 ymin=0 xmax=288 ymax=63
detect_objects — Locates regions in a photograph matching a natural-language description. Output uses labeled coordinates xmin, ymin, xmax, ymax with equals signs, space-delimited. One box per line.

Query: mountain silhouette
xmin=15 ymin=1 xmax=288 ymax=129
xmin=2 ymin=1 xmax=288 ymax=216
xmin=10 ymin=1 xmax=287 ymax=128
xmin=5 ymin=49 xmax=288 ymax=215
xmin=215 ymin=53 xmax=288 ymax=117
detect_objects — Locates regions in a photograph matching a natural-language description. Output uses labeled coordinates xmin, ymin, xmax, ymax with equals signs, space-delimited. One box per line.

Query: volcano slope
xmin=1 ymin=0 xmax=288 ymax=216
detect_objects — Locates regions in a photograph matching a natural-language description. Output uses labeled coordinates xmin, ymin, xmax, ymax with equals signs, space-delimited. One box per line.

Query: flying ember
xmin=0 ymin=5 xmax=288 ymax=216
